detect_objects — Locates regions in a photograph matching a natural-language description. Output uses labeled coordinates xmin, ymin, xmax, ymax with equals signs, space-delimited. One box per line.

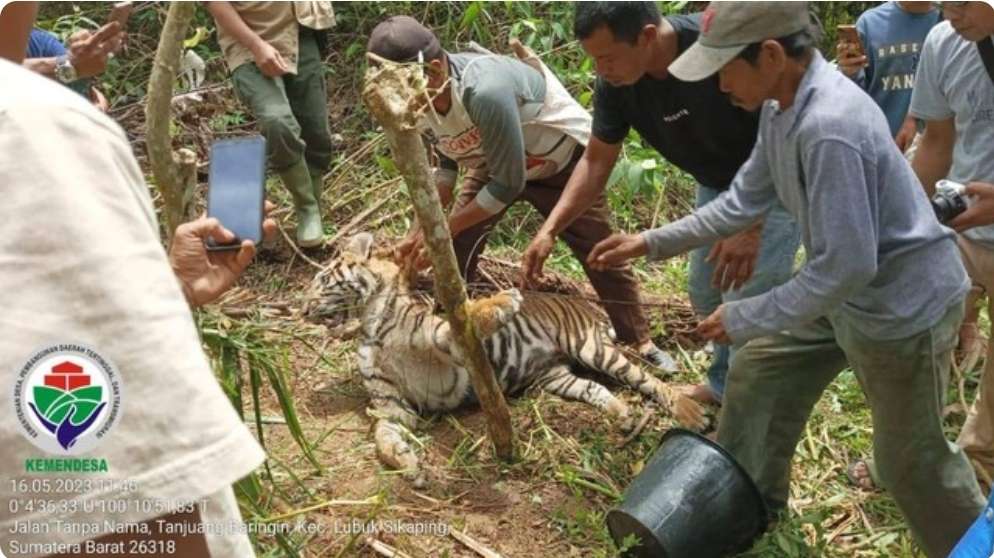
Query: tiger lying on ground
xmin=301 ymin=233 xmax=705 ymax=486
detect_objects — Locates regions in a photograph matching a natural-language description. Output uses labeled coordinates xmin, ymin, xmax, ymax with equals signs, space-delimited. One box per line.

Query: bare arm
xmin=0 ymin=1 xmax=37 ymax=64
xmin=911 ymin=117 xmax=955 ymax=196
xmin=22 ymin=56 xmax=58 ymax=77
xmin=22 ymin=25 xmax=121 ymax=81
xmin=205 ymin=1 xmax=264 ymax=52
xmin=538 ymin=136 xmax=622 ymax=238
xmin=206 ymin=1 xmax=288 ymax=76
xmin=520 ymin=137 xmax=621 ymax=285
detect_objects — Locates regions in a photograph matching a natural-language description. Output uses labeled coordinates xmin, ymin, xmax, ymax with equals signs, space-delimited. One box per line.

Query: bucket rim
xmin=660 ymin=428 xmax=770 ymax=532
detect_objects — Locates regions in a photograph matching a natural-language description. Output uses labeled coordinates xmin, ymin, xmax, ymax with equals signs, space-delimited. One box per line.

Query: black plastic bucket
xmin=606 ymin=429 xmax=768 ymax=558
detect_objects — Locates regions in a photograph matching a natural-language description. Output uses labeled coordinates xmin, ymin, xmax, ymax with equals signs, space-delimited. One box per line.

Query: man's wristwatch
xmin=54 ymin=54 xmax=78 ymax=83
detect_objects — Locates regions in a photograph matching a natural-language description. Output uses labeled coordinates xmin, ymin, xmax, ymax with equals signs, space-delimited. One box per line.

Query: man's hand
xmin=90 ymin=87 xmax=109 ymax=112
xmin=949 ymin=182 xmax=994 ymax=232
xmin=251 ymin=41 xmax=289 ymax=77
xmin=836 ymin=41 xmax=867 ymax=78
xmin=895 ymin=116 xmax=917 ymax=153
xmin=169 ymin=206 xmax=277 ymax=307
xmin=521 ymin=232 xmax=555 ymax=287
xmin=67 ymin=23 xmax=123 ymax=78
xmin=587 ymin=233 xmax=647 ymax=272
xmin=394 ymin=228 xmax=431 ymax=271
xmin=707 ymin=223 xmax=762 ymax=291
xmin=696 ymin=305 xmax=732 ymax=345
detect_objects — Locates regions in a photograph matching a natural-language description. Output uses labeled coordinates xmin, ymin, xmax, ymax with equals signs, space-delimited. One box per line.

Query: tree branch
xmin=361 ymin=60 xmax=514 ymax=462
xmin=145 ymin=1 xmax=197 ymax=242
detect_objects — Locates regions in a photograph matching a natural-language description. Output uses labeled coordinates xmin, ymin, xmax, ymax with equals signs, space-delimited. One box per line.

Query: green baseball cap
xmin=669 ymin=1 xmax=811 ymax=82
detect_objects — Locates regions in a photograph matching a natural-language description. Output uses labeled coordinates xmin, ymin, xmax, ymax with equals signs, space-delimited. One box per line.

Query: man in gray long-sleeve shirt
xmin=367 ymin=16 xmax=675 ymax=367
xmin=589 ymin=2 xmax=984 ymax=555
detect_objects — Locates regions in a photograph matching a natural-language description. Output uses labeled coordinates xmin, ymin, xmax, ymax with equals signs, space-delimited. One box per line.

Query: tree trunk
xmin=145 ymin=1 xmax=197 ymax=242
xmin=362 ymin=59 xmax=514 ymax=462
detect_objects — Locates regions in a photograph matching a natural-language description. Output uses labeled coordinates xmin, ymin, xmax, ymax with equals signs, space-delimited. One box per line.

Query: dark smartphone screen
xmin=206 ymin=136 xmax=267 ymax=251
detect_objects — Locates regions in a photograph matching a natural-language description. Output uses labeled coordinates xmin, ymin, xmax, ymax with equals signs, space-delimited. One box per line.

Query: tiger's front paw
xmin=470 ymin=289 xmax=524 ymax=336
xmin=655 ymin=384 xmax=708 ymax=432
xmin=618 ymin=410 xmax=637 ymax=434
xmin=406 ymin=468 xmax=429 ymax=490
xmin=605 ymin=397 xmax=636 ymax=433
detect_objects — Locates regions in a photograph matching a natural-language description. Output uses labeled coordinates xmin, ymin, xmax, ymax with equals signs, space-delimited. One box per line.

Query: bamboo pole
xmin=361 ymin=58 xmax=514 ymax=462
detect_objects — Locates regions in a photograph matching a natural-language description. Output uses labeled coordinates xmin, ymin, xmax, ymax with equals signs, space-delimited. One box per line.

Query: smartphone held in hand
xmin=206 ymin=136 xmax=267 ymax=251
xmin=837 ymin=24 xmax=864 ymax=57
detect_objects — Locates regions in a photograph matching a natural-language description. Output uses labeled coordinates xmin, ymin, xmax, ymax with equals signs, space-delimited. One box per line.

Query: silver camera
xmin=931 ymin=180 xmax=974 ymax=224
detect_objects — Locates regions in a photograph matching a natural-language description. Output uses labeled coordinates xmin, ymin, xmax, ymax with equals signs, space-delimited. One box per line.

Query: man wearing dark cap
xmin=587 ymin=1 xmax=984 ymax=554
xmin=369 ymin=15 xmax=677 ymax=369
xmin=523 ymin=2 xmax=801 ymax=405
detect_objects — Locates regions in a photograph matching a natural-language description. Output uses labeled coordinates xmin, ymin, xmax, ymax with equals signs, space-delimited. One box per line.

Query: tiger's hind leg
xmin=532 ymin=364 xmax=636 ymax=433
xmin=358 ymin=343 xmax=427 ymax=487
xmin=572 ymin=338 xmax=707 ymax=431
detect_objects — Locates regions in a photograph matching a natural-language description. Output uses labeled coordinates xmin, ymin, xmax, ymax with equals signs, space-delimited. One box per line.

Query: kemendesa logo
xmin=13 ymin=344 xmax=123 ymax=456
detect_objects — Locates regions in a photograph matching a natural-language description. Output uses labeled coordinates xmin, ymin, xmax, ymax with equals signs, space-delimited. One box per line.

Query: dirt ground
xmin=219 ymin=237 xmax=706 ymax=558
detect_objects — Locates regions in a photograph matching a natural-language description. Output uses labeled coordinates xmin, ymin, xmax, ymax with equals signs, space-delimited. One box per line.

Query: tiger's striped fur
xmin=302 ymin=233 xmax=705 ymax=486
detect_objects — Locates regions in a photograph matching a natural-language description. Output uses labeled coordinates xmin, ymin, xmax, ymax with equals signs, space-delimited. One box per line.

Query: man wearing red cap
xmin=588 ymin=2 xmax=984 ymax=555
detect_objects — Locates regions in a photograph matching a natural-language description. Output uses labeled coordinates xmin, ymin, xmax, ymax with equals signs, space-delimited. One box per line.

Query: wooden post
xmin=361 ymin=59 xmax=514 ymax=462
xmin=145 ymin=1 xmax=197 ymax=242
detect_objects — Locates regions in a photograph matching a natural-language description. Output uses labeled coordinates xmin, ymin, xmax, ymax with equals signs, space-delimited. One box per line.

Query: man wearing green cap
xmin=587 ymin=1 xmax=985 ymax=554
xmin=207 ymin=2 xmax=335 ymax=248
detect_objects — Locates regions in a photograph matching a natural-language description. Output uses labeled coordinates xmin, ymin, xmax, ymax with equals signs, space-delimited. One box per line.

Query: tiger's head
xmin=300 ymin=232 xmax=401 ymax=326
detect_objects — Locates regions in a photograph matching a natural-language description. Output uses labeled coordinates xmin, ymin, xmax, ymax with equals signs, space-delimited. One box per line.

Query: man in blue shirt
xmin=837 ymin=2 xmax=940 ymax=151
xmin=22 ymin=26 xmax=120 ymax=111
xmin=26 ymin=29 xmax=92 ymax=100
xmin=588 ymin=2 xmax=985 ymax=555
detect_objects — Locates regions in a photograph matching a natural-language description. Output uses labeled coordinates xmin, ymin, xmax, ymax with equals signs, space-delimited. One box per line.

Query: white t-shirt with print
xmin=911 ymin=22 xmax=994 ymax=246
xmin=0 ymin=60 xmax=265 ymax=557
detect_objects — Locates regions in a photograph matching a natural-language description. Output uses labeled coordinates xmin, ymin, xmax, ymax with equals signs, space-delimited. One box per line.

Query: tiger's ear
xmin=345 ymin=233 xmax=375 ymax=260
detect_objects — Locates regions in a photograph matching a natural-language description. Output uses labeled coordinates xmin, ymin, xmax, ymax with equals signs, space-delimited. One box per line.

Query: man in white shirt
xmin=0 ymin=3 xmax=273 ymax=556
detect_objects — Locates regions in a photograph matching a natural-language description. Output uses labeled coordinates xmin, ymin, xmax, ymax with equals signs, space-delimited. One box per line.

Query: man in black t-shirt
xmin=521 ymin=1 xmax=800 ymax=405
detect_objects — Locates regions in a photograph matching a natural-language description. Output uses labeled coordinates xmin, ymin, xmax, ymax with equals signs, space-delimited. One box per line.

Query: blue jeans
xmin=687 ymin=184 xmax=801 ymax=398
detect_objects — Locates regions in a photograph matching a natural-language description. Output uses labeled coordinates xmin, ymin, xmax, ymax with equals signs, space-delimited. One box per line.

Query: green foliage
xmin=27 ymin=3 xmax=948 ymax=556
xmin=198 ymin=310 xmax=321 ymax=471
xmin=209 ymin=110 xmax=247 ymax=133
xmin=550 ymin=495 xmax=619 ymax=556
